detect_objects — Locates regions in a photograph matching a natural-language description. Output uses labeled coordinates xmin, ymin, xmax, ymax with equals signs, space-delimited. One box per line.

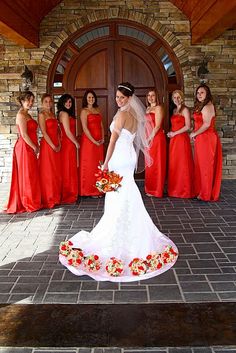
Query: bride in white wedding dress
xmin=59 ymin=82 xmax=178 ymax=282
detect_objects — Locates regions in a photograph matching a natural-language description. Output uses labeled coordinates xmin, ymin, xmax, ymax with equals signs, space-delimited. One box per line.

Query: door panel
xmin=75 ymin=50 xmax=108 ymax=89
xmin=65 ymin=39 xmax=167 ymax=168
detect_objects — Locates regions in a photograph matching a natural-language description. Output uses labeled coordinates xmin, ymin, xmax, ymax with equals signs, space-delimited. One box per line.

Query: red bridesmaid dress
xmin=168 ymin=114 xmax=195 ymax=198
xmin=79 ymin=113 xmax=104 ymax=196
xmin=60 ymin=118 xmax=78 ymax=204
xmin=193 ymin=112 xmax=222 ymax=201
xmin=6 ymin=119 xmax=41 ymax=213
xmin=145 ymin=112 xmax=166 ymax=197
xmin=39 ymin=119 xmax=61 ymax=208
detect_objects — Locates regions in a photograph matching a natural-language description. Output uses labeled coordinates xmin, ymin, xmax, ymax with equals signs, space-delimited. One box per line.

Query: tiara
xmin=118 ymin=84 xmax=132 ymax=92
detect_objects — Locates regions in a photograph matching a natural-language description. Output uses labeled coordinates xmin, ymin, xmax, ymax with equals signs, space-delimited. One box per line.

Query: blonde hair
xmin=172 ymin=90 xmax=184 ymax=103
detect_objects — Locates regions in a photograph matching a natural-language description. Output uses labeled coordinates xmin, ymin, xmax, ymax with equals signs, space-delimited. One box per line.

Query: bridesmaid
xmin=57 ymin=94 xmax=79 ymax=204
xmin=78 ymin=90 xmax=104 ymax=197
xmin=190 ymin=84 xmax=222 ymax=201
xmin=167 ymin=90 xmax=195 ymax=198
xmin=145 ymin=89 xmax=166 ymax=197
xmin=38 ymin=94 xmax=61 ymax=208
xmin=6 ymin=91 xmax=41 ymax=213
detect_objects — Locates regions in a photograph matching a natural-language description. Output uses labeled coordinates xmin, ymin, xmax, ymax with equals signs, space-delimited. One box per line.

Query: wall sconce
xmin=197 ymin=60 xmax=209 ymax=83
xmin=21 ymin=65 xmax=33 ymax=91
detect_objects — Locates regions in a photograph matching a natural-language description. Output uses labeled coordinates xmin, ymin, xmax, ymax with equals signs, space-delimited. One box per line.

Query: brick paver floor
xmin=1 ymin=181 xmax=236 ymax=352
xmin=0 ymin=180 xmax=236 ymax=304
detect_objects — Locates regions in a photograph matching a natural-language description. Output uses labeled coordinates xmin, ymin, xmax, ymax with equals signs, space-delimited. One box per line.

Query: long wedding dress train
xmin=59 ymin=124 xmax=178 ymax=282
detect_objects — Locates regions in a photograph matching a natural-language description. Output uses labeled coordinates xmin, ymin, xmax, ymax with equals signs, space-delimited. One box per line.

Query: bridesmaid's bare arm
xmin=80 ymin=109 xmax=100 ymax=146
xmin=168 ymin=107 xmax=191 ymax=138
xmin=148 ymin=105 xmax=164 ymax=142
xmin=190 ymin=103 xmax=214 ymax=139
xmin=16 ymin=112 xmax=38 ymax=153
xmin=59 ymin=111 xmax=79 ymax=148
xmin=38 ymin=112 xmax=59 ymax=151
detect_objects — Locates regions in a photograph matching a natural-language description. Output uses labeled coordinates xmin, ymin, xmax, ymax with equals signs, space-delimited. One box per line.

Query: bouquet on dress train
xmin=95 ymin=164 xmax=123 ymax=193
xmin=84 ymin=254 xmax=101 ymax=272
xmin=106 ymin=257 xmax=124 ymax=277
xmin=59 ymin=240 xmax=73 ymax=256
xmin=129 ymin=258 xmax=148 ymax=276
xmin=67 ymin=249 xmax=84 ymax=267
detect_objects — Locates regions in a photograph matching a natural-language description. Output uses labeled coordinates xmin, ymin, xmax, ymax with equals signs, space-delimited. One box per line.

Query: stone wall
xmin=0 ymin=0 xmax=236 ymax=182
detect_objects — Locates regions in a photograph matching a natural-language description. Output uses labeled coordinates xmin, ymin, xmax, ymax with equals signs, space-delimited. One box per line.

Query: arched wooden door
xmin=65 ymin=39 xmax=167 ymax=142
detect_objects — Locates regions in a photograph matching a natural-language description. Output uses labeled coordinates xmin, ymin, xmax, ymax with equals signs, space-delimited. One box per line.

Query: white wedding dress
xmin=59 ymin=122 xmax=178 ymax=282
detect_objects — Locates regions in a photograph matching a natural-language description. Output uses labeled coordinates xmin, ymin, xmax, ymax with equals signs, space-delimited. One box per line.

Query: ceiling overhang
xmin=0 ymin=1 xmax=235 ymax=47
xmin=169 ymin=0 xmax=236 ymax=44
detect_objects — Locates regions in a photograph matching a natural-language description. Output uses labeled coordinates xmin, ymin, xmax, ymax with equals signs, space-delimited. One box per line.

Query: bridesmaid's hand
xmin=34 ymin=146 xmax=39 ymax=155
xmin=75 ymin=141 xmax=80 ymax=149
xmin=54 ymin=145 xmax=60 ymax=152
xmin=167 ymin=131 xmax=175 ymax=138
xmin=98 ymin=139 xmax=104 ymax=145
xmin=190 ymin=132 xmax=196 ymax=141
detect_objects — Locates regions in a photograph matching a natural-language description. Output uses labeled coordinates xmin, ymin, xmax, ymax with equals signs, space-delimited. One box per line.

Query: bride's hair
xmin=117 ymin=82 xmax=134 ymax=97
xmin=115 ymin=81 xmax=152 ymax=172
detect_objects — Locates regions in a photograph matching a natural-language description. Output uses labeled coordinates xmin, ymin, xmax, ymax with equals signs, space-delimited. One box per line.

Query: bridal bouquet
xmin=84 ymin=254 xmax=101 ymax=272
xmin=95 ymin=165 xmax=123 ymax=193
xmin=129 ymin=258 xmax=148 ymax=276
xmin=106 ymin=257 xmax=124 ymax=277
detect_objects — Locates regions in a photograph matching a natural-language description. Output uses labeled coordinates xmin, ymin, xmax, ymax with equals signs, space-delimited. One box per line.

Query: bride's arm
xmin=102 ymin=112 xmax=126 ymax=170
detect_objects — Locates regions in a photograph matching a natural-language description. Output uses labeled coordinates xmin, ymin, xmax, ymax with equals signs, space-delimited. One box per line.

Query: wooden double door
xmin=65 ymin=39 xmax=167 ymax=141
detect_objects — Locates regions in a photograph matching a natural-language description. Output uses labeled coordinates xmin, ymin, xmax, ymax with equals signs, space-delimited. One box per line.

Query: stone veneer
xmin=0 ymin=0 xmax=236 ymax=182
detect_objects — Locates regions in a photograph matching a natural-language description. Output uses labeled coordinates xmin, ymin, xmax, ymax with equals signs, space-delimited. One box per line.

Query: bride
xmin=59 ymin=82 xmax=178 ymax=282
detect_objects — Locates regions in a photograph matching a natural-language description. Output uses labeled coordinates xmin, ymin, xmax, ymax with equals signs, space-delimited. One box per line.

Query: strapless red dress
xmin=39 ymin=119 xmax=61 ymax=208
xmin=145 ymin=112 xmax=166 ymax=197
xmin=193 ymin=112 xmax=222 ymax=201
xmin=6 ymin=119 xmax=41 ymax=213
xmin=167 ymin=114 xmax=195 ymax=198
xmin=60 ymin=118 xmax=78 ymax=204
xmin=78 ymin=113 xmax=104 ymax=196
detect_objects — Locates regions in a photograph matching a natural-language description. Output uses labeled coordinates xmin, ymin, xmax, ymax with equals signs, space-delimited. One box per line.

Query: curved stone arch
xmin=39 ymin=8 xmax=193 ymax=95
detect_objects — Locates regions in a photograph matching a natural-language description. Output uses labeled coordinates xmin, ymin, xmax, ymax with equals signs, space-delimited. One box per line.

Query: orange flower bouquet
xmin=95 ymin=165 xmax=123 ymax=193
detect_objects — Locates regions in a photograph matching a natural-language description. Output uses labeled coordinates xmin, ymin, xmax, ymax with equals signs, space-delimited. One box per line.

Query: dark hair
xmin=146 ymin=88 xmax=160 ymax=106
xmin=16 ymin=91 xmax=35 ymax=106
xmin=41 ymin=93 xmax=52 ymax=104
xmin=117 ymin=82 xmax=134 ymax=97
xmin=194 ymin=84 xmax=213 ymax=112
xmin=57 ymin=94 xmax=75 ymax=118
xmin=82 ymin=89 xmax=98 ymax=108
